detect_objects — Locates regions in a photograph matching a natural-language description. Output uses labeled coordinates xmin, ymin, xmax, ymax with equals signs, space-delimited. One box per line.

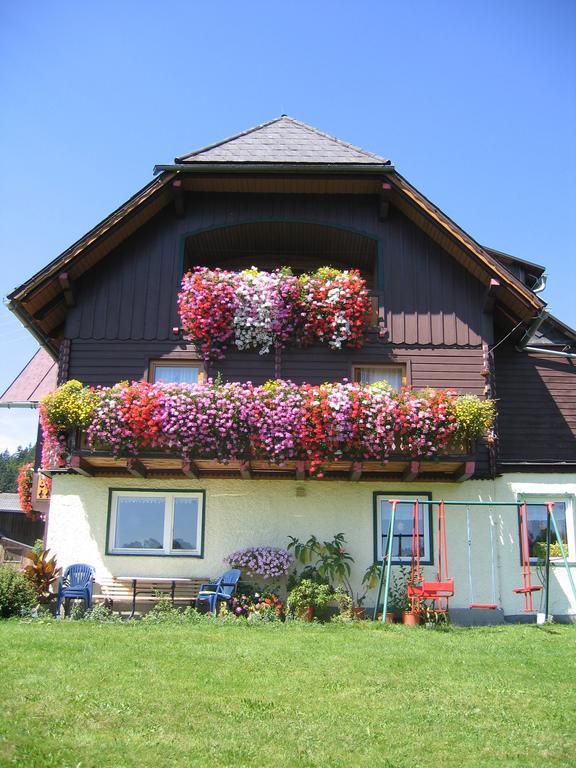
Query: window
xmin=149 ymin=361 xmax=204 ymax=386
xmin=523 ymin=498 xmax=572 ymax=561
xmin=353 ymin=365 xmax=406 ymax=390
xmin=107 ymin=490 xmax=205 ymax=556
xmin=374 ymin=493 xmax=432 ymax=564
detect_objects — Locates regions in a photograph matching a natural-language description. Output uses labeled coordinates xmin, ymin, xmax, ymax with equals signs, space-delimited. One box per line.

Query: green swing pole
xmin=549 ymin=506 xmax=576 ymax=604
xmin=372 ymin=502 xmax=397 ymax=622
xmin=381 ymin=502 xmax=397 ymax=623
xmin=544 ymin=509 xmax=551 ymax=620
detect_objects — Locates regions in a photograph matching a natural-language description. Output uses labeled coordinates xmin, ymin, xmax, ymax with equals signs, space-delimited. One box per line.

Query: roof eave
xmin=153 ymin=162 xmax=395 ymax=176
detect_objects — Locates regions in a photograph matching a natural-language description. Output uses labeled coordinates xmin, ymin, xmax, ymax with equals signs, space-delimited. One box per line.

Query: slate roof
xmin=176 ymin=116 xmax=391 ymax=165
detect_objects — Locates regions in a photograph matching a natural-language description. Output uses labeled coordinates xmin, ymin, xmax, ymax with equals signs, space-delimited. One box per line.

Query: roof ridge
xmin=175 ymin=115 xmax=389 ymax=164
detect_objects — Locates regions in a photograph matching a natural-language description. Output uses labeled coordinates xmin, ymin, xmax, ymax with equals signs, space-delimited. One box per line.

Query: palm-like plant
xmin=24 ymin=547 xmax=61 ymax=604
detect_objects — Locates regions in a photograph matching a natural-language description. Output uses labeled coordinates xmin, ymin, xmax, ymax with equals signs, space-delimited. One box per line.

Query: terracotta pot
xmin=402 ymin=610 xmax=421 ymax=626
xmin=301 ymin=605 xmax=314 ymax=622
xmin=385 ymin=612 xmax=396 ymax=624
xmin=351 ymin=607 xmax=365 ymax=620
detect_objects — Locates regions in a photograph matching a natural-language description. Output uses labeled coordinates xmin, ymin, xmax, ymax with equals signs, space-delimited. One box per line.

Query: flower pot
xmin=385 ymin=612 xmax=396 ymax=624
xmin=351 ymin=607 xmax=365 ymax=621
xmin=402 ymin=610 xmax=421 ymax=626
xmin=300 ymin=605 xmax=314 ymax=622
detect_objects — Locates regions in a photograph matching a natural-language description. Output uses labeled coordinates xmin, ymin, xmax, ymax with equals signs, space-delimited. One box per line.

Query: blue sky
xmin=0 ymin=0 xmax=574 ymax=451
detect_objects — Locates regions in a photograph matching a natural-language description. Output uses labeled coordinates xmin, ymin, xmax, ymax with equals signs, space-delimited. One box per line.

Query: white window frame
xmin=353 ymin=364 xmax=406 ymax=391
xmin=518 ymin=494 xmax=574 ymax=563
xmin=108 ymin=490 xmax=204 ymax=557
xmin=375 ymin=493 xmax=433 ymax=565
xmin=149 ymin=360 xmax=205 ymax=385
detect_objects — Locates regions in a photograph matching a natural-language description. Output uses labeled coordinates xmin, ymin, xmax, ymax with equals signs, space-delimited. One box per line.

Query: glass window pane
xmin=115 ymin=496 xmax=165 ymax=550
xmin=380 ymin=500 xmax=427 ymax=559
xmin=359 ymin=367 xmax=403 ymax=390
xmin=172 ymin=497 xmax=199 ymax=551
xmin=527 ymin=503 xmax=567 ymax=558
xmin=153 ymin=366 xmax=199 ymax=385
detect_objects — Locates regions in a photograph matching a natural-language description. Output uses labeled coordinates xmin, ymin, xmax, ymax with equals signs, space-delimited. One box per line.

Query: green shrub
xmin=287 ymin=579 xmax=332 ymax=618
xmin=0 ymin=566 xmax=36 ymax=617
xmin=83 ymin=604 xmax=122 ymax=623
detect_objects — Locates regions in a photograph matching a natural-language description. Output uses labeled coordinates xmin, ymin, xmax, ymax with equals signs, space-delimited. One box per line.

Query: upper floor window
xmin=149 ymin=361 xmax=205 ymax=386
xmin=353 ymin=365 xmax=405 ymax=391
xmin=522 ymin=498 xmax=572 ymax=561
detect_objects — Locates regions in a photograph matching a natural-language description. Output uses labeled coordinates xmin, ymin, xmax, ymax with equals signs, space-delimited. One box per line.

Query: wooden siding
xmin=64 ymin=194 xmax=487 ymax=348
xmin=68 ymin=338 xmax=485 ymax=394
xmin=495 ymin=346 xmax=576 ymax=463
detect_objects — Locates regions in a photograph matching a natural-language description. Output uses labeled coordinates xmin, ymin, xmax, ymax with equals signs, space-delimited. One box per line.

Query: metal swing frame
xmin=373 ymin=499 xmax=576 ymax=622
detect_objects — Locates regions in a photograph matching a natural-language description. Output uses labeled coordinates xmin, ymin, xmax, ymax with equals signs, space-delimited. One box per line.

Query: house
xmin=5 ymin=116 xmax=576 ymax=621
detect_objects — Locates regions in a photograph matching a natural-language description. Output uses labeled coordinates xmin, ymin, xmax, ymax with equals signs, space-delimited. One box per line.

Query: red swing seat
xmin=408 ymin=579 xmax=454 ymax=600
xmin=513 ymin=585 xmax=543 ymax=594
xmin=469 ymin=603 xmax=498 ymax=609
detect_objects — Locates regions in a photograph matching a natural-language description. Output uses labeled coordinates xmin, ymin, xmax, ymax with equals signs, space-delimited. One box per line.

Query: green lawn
xmin=0 ymin=621 xmax=574 ymax=768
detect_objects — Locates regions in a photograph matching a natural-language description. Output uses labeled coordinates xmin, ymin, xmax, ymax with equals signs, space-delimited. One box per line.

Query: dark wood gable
xmin=63 ymin=194 xmax=488 ymax=392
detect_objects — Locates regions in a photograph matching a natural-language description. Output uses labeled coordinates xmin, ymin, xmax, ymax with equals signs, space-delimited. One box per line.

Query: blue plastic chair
xmin=56 ymin=563 xmax=95 ymax=616
xmin=196 ymin=569 xmax=241 ymax=614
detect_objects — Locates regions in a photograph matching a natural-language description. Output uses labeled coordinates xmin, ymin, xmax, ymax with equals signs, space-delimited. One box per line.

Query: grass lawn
xmin=0 ymin=621 xmax=574 ymax=768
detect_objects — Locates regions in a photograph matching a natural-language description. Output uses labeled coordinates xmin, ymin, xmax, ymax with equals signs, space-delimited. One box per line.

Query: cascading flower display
xmin=178 ymin=268 xmax=238 ymax=360
xmin=40 ymin=379 xmax=494 ymax=474
xmin=232 ymin=268 xmax=301 ymax=355
xmin=17 ymin=463 xmax=34 ymax=519
xmin=298 ymin=267 xmax=373 ymax=350
xmin=87 ymin=381 xmax=166 ymax=455
xmin=247 ymin=380 xmax=305 ymax=464
xmin=177 ymin=266 xmax=373 ymax=360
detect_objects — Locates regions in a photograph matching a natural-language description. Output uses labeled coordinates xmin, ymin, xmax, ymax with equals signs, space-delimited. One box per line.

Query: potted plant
xmin=385 ymin=564 xmax=418 ymax=624
xmin=287 ymin=579 xmax=332 ymax=621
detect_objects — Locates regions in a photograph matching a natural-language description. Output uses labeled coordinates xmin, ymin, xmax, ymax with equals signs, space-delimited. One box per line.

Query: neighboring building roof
xmin=176 ymin=116 xmax=390 ymax=165
xmin=0 ymin=494 xmax=21 ymax=513
xmin=0 ymin=348 xmax=58 ymax=404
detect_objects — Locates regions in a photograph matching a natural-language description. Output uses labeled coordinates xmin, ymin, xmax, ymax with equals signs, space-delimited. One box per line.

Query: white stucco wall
xmin=46 ymin=473 xmax=576 ymax=617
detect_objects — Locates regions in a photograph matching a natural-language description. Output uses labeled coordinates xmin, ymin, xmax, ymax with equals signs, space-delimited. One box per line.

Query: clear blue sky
xmin=0 ymin=0 xmax=574 ymax=450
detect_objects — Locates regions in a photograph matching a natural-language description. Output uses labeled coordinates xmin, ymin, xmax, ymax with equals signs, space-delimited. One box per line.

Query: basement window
xmin=107 ymin=490 xmax=205 ymax=557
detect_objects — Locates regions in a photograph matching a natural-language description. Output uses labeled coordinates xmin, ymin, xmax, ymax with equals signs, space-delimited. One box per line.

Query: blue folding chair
xmin=56 ymin=563 xmax=95 ymax=616
xmin=196 ymin=569 xmax=241 ymax=614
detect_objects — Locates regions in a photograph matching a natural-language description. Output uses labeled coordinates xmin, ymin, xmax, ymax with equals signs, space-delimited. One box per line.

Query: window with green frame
xmin=374 ymin=492 xmax=433 ymax=565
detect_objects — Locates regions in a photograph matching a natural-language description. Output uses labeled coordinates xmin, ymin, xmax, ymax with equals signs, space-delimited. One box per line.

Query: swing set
xmin=373 ymin=499 xmax=576 ymax=621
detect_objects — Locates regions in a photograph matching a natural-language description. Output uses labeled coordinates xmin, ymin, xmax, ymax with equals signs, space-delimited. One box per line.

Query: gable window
xmin=108 ymin=490 xmax=205 ymax=557
xmin=374 ymin=493 xmax=432 ymax=564
xmin=149 ymin=361 xmax=205 ymax=386
xmin=353 ymin=365 xmax=405 ymax=390
xmin=521 ymin=498 xmax=572 ymax=561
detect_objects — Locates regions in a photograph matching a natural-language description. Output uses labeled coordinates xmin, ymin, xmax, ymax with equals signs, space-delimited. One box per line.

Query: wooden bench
xmin=93 ymin=576 xmax=207 ymax=616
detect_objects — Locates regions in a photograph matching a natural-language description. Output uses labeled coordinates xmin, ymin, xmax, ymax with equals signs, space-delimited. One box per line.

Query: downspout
xmin=516 ymin=309 xmax=549 ymax=351
xmin=523 ymin=346 xmax=576 ymax=360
